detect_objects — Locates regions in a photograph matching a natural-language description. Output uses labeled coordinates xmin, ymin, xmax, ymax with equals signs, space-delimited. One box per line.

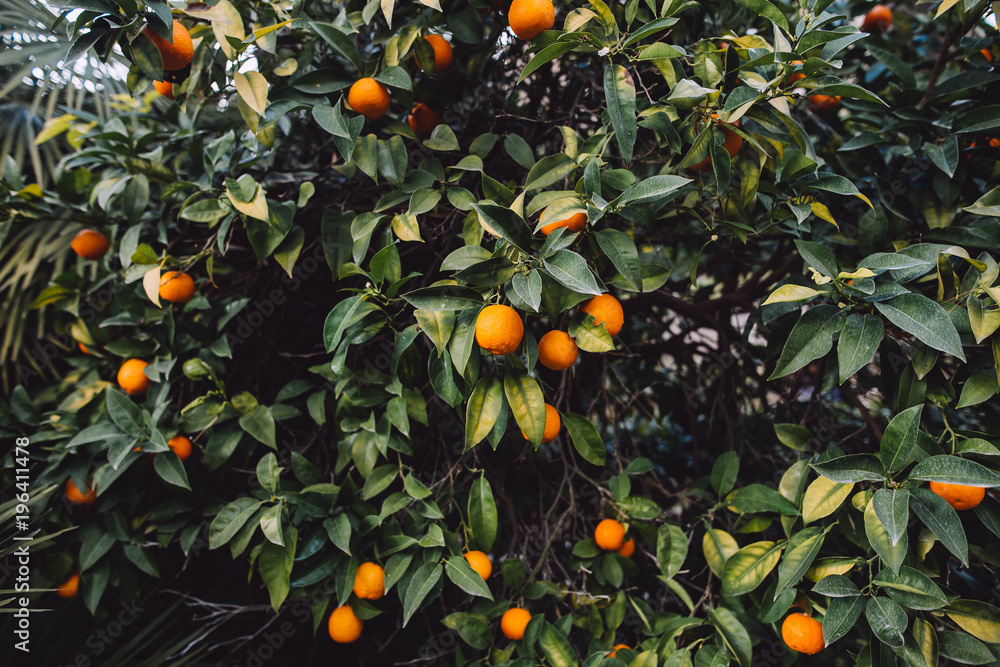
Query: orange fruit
xmin=78 ymin=342 xmax=93 ymax=355
xmin=159 ymin=271 xmax=196 ymax=303
xmin=348 ymin=78 xmax=391 ymax=121
xmin=781 ymin=612 xmax=824 ymax=655
xmin=168 ymin=435 xmax=192 ymax=461
xmin=142 ymin=20 xmax=194 ymax=71
xmin=508 ymin=0 xmax=554 ymax=40
xmin=537 ymin=331 xmax=578 ymax=370
xmin=991 ymin=137 xmax=1000 ymax=149
xmin=353 ymin=562 xmax=385 ymax=600
xmin=693 ymin=115 xmax=742 ymax=172
xmin=408 ymin=103 xmax=441 ymax=137
xmin=464 ymin=551 xmax=493 ymax=580
xmin=56 ymin=573 xmax=80 ymax=598
xmin=154 ymin=80 xmax=174 ymax=99
xmin=807 ymin=94 xmax=841 ymax=115
xmin=783 ymin=60 xmax=805 ymax=87
xmin=617 ymin=537 xmax=635 ymax=558
xmin=118 ymin=358 xmax=151 ymax=396
xmin=328 ymin=605 xmax=363 ymax=643
xmin=609 ymin=644 xmax=631 ymax=658
xmin=475 ymin=304 xmax=524 ymax=355
xmin=65 ymin=478 xmax=96 ymax=505
xmin=501 ymin=607 xmax=531 ymax=640
xmin=71 ymin=229 xmax=109 ymax=260
xmin=581 ymin=294 xmax=624 ymax=337
xmin=540 ymin=210 xmax=587 ymax=236
xmin=424 ymin=34 xmax=453 ymax=73
xmin=595 ymin=518 xmax=625 ymax=551
xmin=861 ymin=4 xmax=893 ymax=36
xmin=929 ymin=481 xmax=986 ymax=510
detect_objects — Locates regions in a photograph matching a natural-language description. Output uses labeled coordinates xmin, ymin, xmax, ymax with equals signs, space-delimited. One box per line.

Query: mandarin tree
xmin=2 ymin=0 xmax=1000 ymax=664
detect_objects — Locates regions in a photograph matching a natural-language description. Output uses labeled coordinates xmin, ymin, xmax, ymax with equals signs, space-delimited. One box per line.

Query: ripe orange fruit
xmin=142 ymin=20 xmax=194 ymax=71
xmin=693 ymin=115 xmax=742 ymax=172
xmin=168 ymin=435 xmax=192 ymax=461
xmin=328 ymin=605 xmax=363 ymax=643
xmin=581 ymin=294 xmax=624 ymax=337
xmin=609 ymin=644 xmax=631 ymax=658
xmin=617 ymin=537 xmax=635 ymax=558
xmin=408 ymin=103 xmax=441 ymax=137
xmin=118 ymin=359 xmax=151 ymax=396
xmin=159 ymin=271 xmax=196 ymax=303
xmin=540 ymin=210 xmax=587 ymax=235
xmin=65 ymin=478 xmax=96 ymax=505
xmin=980 ymin=48 xmax=993 ymax=62
xmin=929 ymin=481 xmax=986 ymax=510
xmin=861 ymin=4 xmax=893 ymax=36
xmin=508 ymin=0 xmax=554 ymax=40
xmin=595 ymin=518 xmax=625 ymax=551
xmin=353 ymin=562 xmax=386 ymax=600
xmin=475 ymin=304 xmax=524 ymax=355
xmin=56 ymin=573 xmax=80 ymax=598
xmin=807 ymin=94 xmax=841 ymax=115
xmin=424 ymin=34 xmax=453 ymax=73
xmin=783 ymin=60 xmax=805 ymax=87
xmin=464 ymin=551 xmax=493 ymax=580
xmin=501 ymin=607 xmax=531 ymax=640
xmin=348 ymin=78 xmax=391 ymax=121
xmin=78 ymin=342 xmax=93 ymax=355
xmin=781 ymin=612 xmax=825 ymax=655
xmin=71 ymin=229 xmax=109 ymax=260
xmin=537 ymin=331 xmax=578 ymax=370
xmin=154 ymin=80 xmax=174 ymax=99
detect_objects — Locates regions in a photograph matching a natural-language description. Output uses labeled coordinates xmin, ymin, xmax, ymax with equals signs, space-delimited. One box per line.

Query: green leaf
xmin=524 ymin=154 xmax=576 ymax=192
xmin=153 ymin=451 xmax=191 ymax=490
xmin=794 ymin=239 xmax=838 ymax=278
xmin=965 ymin=187 xmax=1000 ymax=217
xmin=239 ymin=405 xmax=276 ymax=449
xmin=441 ymin=612 xmax=491 ymax=650
xmin=873 ymin=566 xmax=948 ymax=610
xmin=811 ymin=454 xmax=887 ymax=483
xmin=656 ymin=524 xmax=688 ymax=580
xmin=403 ymin=286 xmax=484 ymax=311
xmin=813 ymin=574 xmax=860 ymax=597
xmin=402 ymin=562 xmax=443 ymax=627
xmin=938 ymin=631 xmax=995 ymax=665
xmin=872 ymin=488 xmax=910 ymax=546
xmin=838 ymin=314 xmax=884 ymax=383
xmin=519 ymin=42 xmax=581 ymax=83
xmin=865 ymin=499 xmax=907 ymax=575
xmin=775 ymin=528 xmax=826 ymax=598
xmin=106 ymin=389 xmax=147 ymax=436
xmin=874 ymin=294 xmax=966 ymax=361
xmin=273 ymin=226 xmax=304 ymax=278
xmin=80 ymin=531 xmax=116 ymax=571
xmin=769 ymin=305 xmax=847 ymax=379
xmin=957 ymin=370 xmax=998 ymax=408
xmin=445 ymin=556 xmax=494 ymax=600
xmin=465 ymin=376 xmax=503 ymax=450
xmin=362 ymin=464 xmax=398 ymax=500
xmin=802 ymin=477 xmax=853 ymax=524
xmin=468 ymin=476 xmax=498 ymax=551
xmin=706 ymin=607 xmax=752 ymax=667
xmin=881 ymin=405 xmax=923 ymax=474
xmin=730 ymin=0 xmax=788 ymax=31
xmin=504 ymin=133 xmax=535 ymax=168
xmin=414 ymin=309 xmax=455 ymax=356
xmin=866 ymin=596 xmax=908 ymax=647
xmin=710 ymin=451 xmax=739 ymax=496
xmin=424 ymin=124 xmax=460 ymax=151
xmin=259 ymin=528 xmax=296 ymax=612
xmin=868 ymin=45 xmax=917 ymax=89
xmin=562 ymin=412 xmax=606 ymax=466
xmin=824 ymin=595 xmax=865 ymax=646
xmin=259 ymin=503 xmax=284 ymax=546
xmin=81 ymin=559 xmax=110 ymax=615
xmin=209 ymin=497 xmax=262 ymax=549
xmin=604 ymin=64 xmax=637 ymax=162
xmin=543 ymin=249 xmax=603 ymax=295
xmin=324 ymin=515 xmax=352 ymax=555
xmin=471 ymin=203 xmax=532 ymax=251
xmin=726 ymin=483 xmax=799 ymax=515
xmin=774 ymin=423 xmax=813 ymax=451
xmin=909 ymin=488 xmax=969 ymax=566
xmin=504 ymin=370 xmax=546 ymax=445
xmin=595 ymin=229 xmax=642 ymax=291
xmin=612 ymin=174 xmax=691 ymax=207
xmin=908 ymin=455 xmax=1000 ymax=486
xmin=310 ymin=21 xmax=363 ymax=71
xmin=539 ymin=621 xmax=579 ymax=667
xmin=721 ymin=541 xmax=783 ymax=596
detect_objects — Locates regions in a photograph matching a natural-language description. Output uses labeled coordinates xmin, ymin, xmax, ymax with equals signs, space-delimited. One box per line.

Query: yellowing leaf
xmin=226 ymin=182 xmax=269 ymax=220
xmin=703 ymin=528 xmax=739 ymax=577
xmin=273 ymin=58 xmax=297 ymax=76
xmin=935 ymin=0 xmax=962 ymax=17
xmin=143 ymin=266 xmax=162 ymax=307
xmin=762 ymin=284 xmax=823 ymax=305
xmin=211 ymin=0 xmax=246 ymax=60
xmin=802 ymin=477 xmax=853 ymax=524
xmin=34 ymin=114 xmax=78 ymax=145
xmin=811 ymin=202 xmax=838 ymax=228
xmin=235 ymin=71 xmax=268 ymax=116
xmin=838 ymin=268 xmax=877 ymax=281
xmin=392 ymin=213 xmax=423 ymax=242
xmin=805 ymin=557 xmax=857 ymax=582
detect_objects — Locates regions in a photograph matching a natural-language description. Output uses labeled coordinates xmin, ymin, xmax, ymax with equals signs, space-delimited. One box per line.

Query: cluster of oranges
xmin=141 ymin=20 xmax=194 ymax=100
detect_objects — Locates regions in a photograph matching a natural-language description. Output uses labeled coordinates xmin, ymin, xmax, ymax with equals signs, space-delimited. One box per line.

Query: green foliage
xmin=3 ymin=0 xmax=1000 ymax=663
